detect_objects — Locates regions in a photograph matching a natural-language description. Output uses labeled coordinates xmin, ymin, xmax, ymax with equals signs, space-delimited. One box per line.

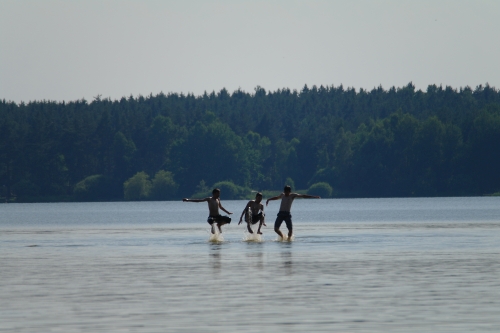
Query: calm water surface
xmin=1 ymin=197 xmax=500 ymax=332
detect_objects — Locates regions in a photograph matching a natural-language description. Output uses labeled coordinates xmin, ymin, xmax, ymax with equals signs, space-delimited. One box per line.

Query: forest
xmin=1 ymin=82 xmax=500 ymax=202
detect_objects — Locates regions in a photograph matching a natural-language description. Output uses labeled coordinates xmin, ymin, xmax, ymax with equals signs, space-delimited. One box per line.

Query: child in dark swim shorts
xmin=183 ymin=188 xmax=233 ymax=234
xmin=266 ymin=185 xmax=320 ymax=239
xmin=238 ymin=192 xmax=266 ymax=234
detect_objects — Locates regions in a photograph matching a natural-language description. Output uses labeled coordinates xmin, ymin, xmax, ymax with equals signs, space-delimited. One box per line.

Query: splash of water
xmin=207 ymin=227 xmax=224 ymax=242
xmin=242 ymin=231 xmax=263 ymax=242
xmin=276 ymin=234 xmax=294 ymax=242
xmin=241 ymin=219 xmax=264 ymax=242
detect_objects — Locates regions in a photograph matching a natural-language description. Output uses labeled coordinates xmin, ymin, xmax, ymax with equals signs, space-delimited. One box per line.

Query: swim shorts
xmin=207 ymin=215 xmax=231 ymax=225
xmin=274 ymin=211 xmax=292 ymax=230
xmin=250 ymin=212 xmax=264 ymax=224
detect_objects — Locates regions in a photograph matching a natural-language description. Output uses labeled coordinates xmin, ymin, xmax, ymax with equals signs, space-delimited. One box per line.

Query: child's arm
xmin=219 ymin=201 xmax=233 ymax=215
xmin=239 ymin=201 xmax=251 ymax=224
xmin=266 ymin=194 xmax=282 ymax=206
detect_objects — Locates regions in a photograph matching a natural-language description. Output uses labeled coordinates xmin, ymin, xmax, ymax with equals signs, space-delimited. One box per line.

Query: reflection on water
xmin=281 ymin=249 xmax=293 ymax=276
xmin=1 ymin=198 xmax=500 ymax=332
xmin=246 ymin=248 xmax=264 ymax=270
xmin=210 ymin=245 xmax=222 ymax=274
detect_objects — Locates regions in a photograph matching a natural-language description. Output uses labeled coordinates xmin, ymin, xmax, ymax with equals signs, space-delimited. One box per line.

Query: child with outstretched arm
xmin=266 ymin=185 xmax=320 ymax=239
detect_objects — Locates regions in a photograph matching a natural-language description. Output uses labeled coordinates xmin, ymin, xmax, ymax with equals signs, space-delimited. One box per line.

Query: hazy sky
xmin=1 ymin=0 xmax=499 ymax=103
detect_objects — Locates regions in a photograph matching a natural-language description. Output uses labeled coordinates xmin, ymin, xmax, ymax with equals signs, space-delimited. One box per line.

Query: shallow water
xmin=1 ymin=197 xmax=500 ymax=332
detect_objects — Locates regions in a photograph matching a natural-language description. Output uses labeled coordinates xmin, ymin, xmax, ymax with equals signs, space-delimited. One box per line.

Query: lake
xmin=1 ymin=197 xmax=500 ymax=332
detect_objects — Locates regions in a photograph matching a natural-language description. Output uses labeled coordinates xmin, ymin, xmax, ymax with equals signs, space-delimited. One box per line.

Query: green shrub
xmin=260 ymin=190 xmax=281 ymax=199
xmin=149 ymin=170 xmax=178 ymax=200
xmin=212 ymin=181 xmax=247 ymax=200
xmin=307 ymin=182 xmax=333 ymax=198
xmin=123 ymin=172 xmax=151 ymax=201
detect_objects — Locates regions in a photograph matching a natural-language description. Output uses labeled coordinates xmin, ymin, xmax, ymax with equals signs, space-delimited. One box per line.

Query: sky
xmin=1 ymin=0 xmax=499 ymax=104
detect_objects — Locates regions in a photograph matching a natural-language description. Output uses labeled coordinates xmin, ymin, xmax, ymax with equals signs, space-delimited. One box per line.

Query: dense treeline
xmin=1 ymin=82 xmax=500 ymax=202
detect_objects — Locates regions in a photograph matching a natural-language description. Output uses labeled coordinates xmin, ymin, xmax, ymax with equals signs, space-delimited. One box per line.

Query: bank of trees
xmin=1 ymin=83 xmax=499 ymax=202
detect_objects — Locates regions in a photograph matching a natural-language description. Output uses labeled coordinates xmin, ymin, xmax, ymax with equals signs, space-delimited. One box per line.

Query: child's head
xmin=284 ymin=185 xmax=291 ymax=193
xmin=212 ymin=188 xmax=220 ymax=197
xmin=255 ymin=192 xmax=263 ymax=202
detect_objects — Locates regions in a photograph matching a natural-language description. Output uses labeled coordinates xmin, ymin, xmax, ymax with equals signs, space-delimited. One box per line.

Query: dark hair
xmin=255 ymin=192 xmax=262 ymax=198
xmin=284 ymin=185 xmax=291 ymax=192
xmin=212 ymin=188 xmax=220 ymax=194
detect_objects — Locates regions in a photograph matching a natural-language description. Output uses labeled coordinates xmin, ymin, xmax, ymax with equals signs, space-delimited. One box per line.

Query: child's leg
xmin=285 ymin=216 xmax=293 ymax=238
xmin=257 ymin=216 xmax=264 ymax=234
xmin=217 ymin=220 xmax=228 ymax=233
xmin=274 ymin=217 xmax=284 ymax=238
xmin=216 ymin=216 xmax=231 ymax=233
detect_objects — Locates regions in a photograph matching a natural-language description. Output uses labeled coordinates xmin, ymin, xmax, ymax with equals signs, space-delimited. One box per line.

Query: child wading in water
xmin=183 ymin=188 xmax=232 ymax=234
xmin=266 ymin=185 xmax=320 ymax=240
xmin=238 ymin=192 xmax=266 ymax=234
